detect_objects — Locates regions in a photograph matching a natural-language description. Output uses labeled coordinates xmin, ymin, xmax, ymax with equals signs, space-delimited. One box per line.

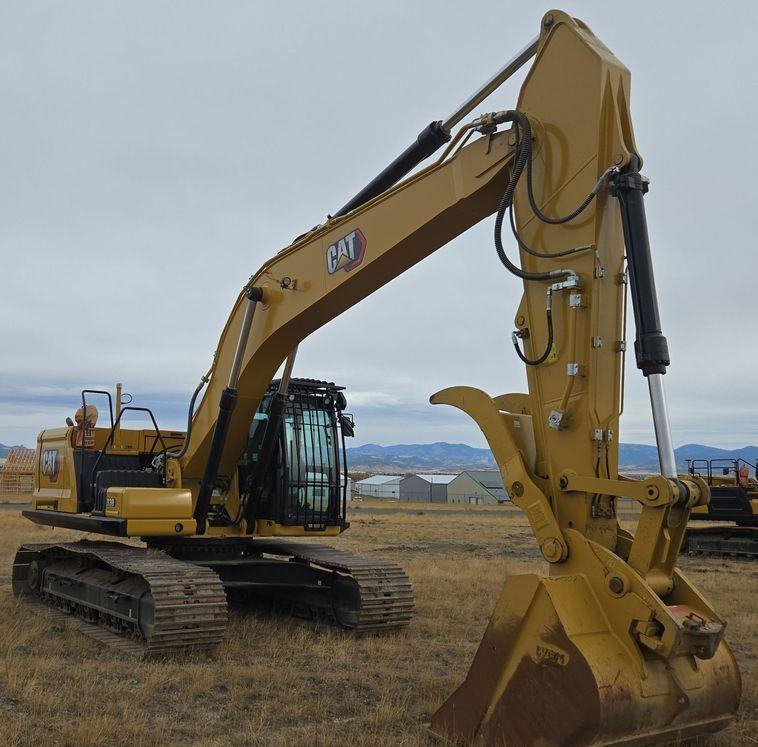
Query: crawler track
xmin=683 ymin=526 xmax=758 ymax=559
xmin=12 ymin=542 xmax=228 ymax=656
xmin=151 ymin=538 xmax=415 ymax=633
xmin=255 ymin=540 xmax=415 ymax=632
xmin=13 ymin=538 xmax=413 ymax=654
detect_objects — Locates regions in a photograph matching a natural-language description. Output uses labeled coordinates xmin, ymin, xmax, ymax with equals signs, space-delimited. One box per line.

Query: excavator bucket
xmin=431 ymin=573 xmax=740 ymax=746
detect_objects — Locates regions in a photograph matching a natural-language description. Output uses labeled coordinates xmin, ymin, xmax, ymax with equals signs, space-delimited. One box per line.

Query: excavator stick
xmin=429 ymin=10 xmax=741 ymax=746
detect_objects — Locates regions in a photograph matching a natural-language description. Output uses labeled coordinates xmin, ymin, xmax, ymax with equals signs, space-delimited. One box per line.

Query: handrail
xmin=686 ymin=456 xmax=758 ymax=484
xmin=89 ymin=406 xmax=168 ymax=500
xmin=78 ymin=389 xmax=115 ymax=509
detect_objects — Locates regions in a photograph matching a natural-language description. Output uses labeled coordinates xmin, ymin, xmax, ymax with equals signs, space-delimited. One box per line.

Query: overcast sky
xmin=1 ymin=1 xmax=756 ymax=450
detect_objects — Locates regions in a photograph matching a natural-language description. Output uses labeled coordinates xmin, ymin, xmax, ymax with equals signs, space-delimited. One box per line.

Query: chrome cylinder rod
xmin=647 ymin=373 xmax=677 ymax=479
xmin=278 ymin=345 xmax=299 ymax=394
xmin=441 ymin=36 xmax=539 ymax=133
xmin=227 ymin=291 xmax=260 ymax=388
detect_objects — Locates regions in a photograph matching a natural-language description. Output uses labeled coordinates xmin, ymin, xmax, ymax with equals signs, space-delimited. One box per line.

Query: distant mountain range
xmin=346 ymin=441 xmax=758 ymax=473
xmin=346 ymin=442 xmax=496 ymax=472
xmin=0 ymin=443 xmax=26 ymax=459
xmin=2 ymin=439 xmax=757 ymax=474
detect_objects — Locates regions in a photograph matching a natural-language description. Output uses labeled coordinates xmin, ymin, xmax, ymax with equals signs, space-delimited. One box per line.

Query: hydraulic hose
xmin=512 ymin=289 xmax=554 ymax=366
xmin=513 ymin=308 xmax=554 ymax=365
xmin=166 ymin=365 xmax=213 ymax=460
xmin=492 ymin=110 xmax=614 ymax=279
xmin=492 ymin=114 xmax=568 ymax=282
xmin=490 ymin=109 xmax=615 ymax=367
xmin=508 ymin=206 xmax=594 ymax=259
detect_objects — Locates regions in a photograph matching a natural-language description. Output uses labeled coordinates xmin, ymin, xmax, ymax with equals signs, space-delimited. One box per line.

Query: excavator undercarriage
xmin=13 ymin=539 xmax=412 ymax=656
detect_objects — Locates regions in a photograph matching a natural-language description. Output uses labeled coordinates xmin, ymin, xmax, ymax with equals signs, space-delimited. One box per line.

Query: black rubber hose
xmin=512 ymin=307 xmax=554 ymax=366
xmin=494 ymin=110 xmax=611 ymax=278
xmin=508 ymin=205 xmax=594 ymax=259
xmin=527 ymin=162 xmax=597 ymax=225
xmin=493 ymin=113 xmax=565 ymax=282
xmin=522 ymin=114 xmax=598 ymax=225
xmin=166 ymin=376 xmax=207 ymax=459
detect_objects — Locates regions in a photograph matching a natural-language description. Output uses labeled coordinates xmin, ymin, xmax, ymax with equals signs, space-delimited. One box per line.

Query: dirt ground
xmin=0 ymin=503 xmax=755 ymax=746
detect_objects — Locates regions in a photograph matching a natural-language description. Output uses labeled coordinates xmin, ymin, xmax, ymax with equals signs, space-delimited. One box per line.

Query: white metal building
xmin=354 ymin=474 xmax=403 ymax=499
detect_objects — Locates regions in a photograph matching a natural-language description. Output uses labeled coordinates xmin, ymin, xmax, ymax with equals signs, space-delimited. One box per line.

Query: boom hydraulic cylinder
xmin=194 ymin=285 xmax=263 ymax=532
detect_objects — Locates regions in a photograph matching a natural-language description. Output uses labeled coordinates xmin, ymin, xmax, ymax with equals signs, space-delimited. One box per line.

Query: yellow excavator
xmin=683 ymin=457 xmax=758 ymax=557
xmin=14 ymin=9 xmax=741 ymax=745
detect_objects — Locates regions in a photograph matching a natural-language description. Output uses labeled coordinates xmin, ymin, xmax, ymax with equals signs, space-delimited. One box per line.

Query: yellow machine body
xmin=33 ymin=425 xmax=183 ymax=514
xmin=683 ymin=458 xmax=758 ymax=557
xmin=32 ymin=425 xmax=342 ymax=538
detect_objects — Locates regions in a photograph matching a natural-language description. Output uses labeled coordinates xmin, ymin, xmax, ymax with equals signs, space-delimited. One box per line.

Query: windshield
xmin=283 ymin=405 xmax=337 ymax=515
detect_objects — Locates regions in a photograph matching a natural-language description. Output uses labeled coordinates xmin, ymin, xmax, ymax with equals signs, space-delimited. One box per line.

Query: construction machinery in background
xmin=14 ymin=8 xmax=741 ymax=745
xmin=683 ymin=457 xmax=758 ymax=558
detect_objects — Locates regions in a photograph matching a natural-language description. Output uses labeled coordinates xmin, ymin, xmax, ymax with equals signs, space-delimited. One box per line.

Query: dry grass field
xmin=0 ymin=492 xmax=30 ymax=504
xmin=0 ymin=502 xmax=755 ymax=746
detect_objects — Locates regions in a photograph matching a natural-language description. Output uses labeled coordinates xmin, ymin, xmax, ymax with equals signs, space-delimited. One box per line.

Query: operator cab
xmin=238 ymin=378 xmax=354 ymax=531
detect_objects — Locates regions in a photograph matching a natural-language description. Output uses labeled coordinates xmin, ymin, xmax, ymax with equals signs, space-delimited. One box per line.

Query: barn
xmin=446 ymin=470 xmax=508 ymax=504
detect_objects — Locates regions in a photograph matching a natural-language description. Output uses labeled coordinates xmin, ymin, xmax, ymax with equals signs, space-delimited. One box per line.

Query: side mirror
xmin=340 ymin=414 xmax=355 ymax=438
xmin=66 ymin=417 xmax=75 ymax=427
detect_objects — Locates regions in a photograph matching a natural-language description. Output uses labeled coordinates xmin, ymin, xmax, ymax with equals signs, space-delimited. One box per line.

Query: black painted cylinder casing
xmin=334 ymin=121 xmax=450 ymax=217
xmin=613 ymin=163 xmax=670 ymax=377
xmin=194 ymin=387 xmax=237 ymax=532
